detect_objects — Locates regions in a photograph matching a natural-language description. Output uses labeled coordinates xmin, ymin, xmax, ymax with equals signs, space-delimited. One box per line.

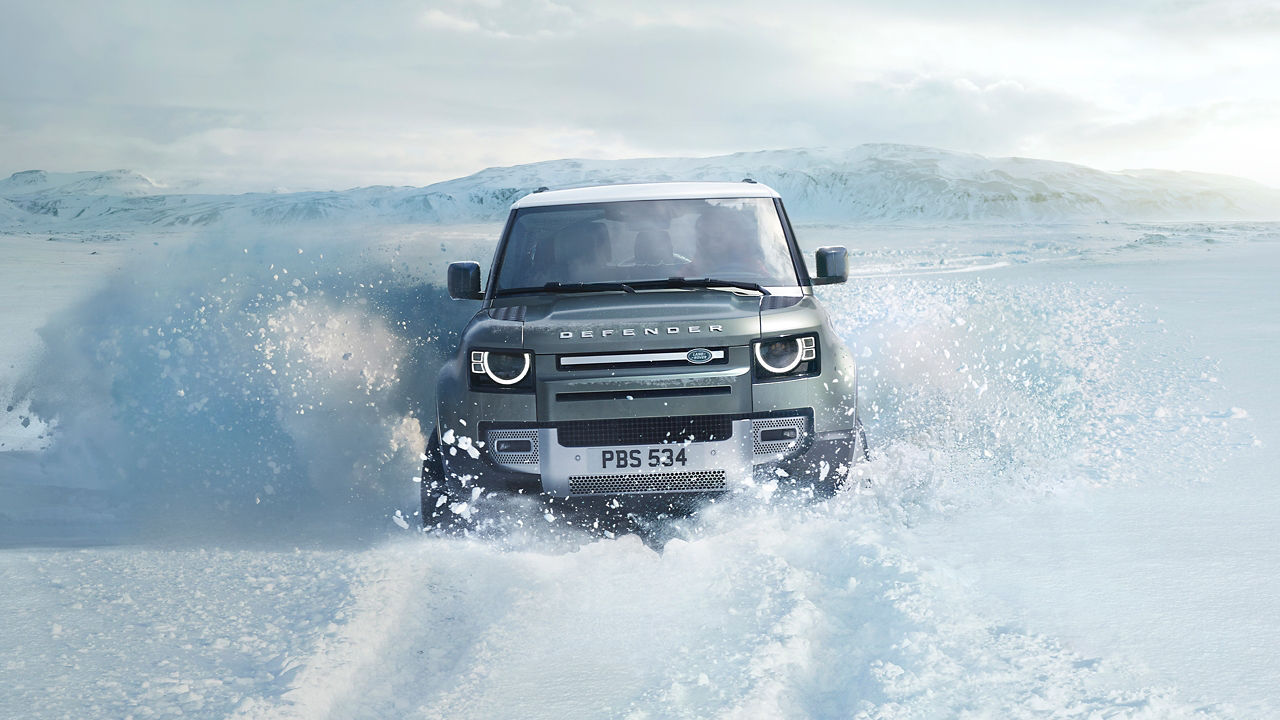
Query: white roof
xmin=510 ymin=181 xmax=781 ymax=209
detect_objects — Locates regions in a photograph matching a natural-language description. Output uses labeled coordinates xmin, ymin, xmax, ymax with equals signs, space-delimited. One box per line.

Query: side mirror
xmin=447 ymin=261 xmax=483 ymax=300
xmin=812 ymin=246 xmax=848 ymax=285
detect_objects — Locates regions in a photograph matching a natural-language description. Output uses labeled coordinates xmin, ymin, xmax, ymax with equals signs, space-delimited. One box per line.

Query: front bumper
xmin=440 ymin=410 xmax=847 ymax=498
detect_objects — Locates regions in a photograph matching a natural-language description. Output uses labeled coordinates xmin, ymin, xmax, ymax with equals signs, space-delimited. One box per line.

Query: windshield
xmin=492 ymin=197 xmax=800 ymax=294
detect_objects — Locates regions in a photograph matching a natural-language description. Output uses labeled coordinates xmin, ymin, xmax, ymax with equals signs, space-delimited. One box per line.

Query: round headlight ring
xmin=481 ymin=351 xmax=531 ymax=385
xmin=755 ymin=338 xmax=803 ymax=374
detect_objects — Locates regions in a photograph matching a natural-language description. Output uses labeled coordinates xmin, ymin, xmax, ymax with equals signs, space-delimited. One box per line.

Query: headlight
xmin=753 ymin=335 xmax=818 ymax=378
xmin=470 ymin=350 xmax=534 ymax=390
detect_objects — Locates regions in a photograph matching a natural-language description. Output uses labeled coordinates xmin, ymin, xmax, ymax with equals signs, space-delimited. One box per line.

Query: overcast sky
xmin=2 ymin=0 xmax=1278 ymax=191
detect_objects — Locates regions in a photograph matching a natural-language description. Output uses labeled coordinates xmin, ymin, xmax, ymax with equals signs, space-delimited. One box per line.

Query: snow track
xmin=230 ymin=512 xmax=1228 ymax=719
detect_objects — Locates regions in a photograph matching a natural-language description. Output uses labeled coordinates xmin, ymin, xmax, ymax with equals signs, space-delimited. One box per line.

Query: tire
xmin=420 ymin=430 xmax=453 ymax=530
xmin=853 ymin=413 xmax=870 ymax=462
xmin=786 ymin=415 xmax=868 ymax=497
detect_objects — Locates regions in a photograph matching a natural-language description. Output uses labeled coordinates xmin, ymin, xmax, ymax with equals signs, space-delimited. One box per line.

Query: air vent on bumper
xmin=751 ymin=416 xmax=809 ymax=458
xmin=487 ymin=428 xmax=539 ymax=468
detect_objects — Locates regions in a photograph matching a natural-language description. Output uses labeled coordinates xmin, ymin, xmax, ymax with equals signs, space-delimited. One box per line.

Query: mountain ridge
xmin=3 ymin=144 xmax=1278 ymax=229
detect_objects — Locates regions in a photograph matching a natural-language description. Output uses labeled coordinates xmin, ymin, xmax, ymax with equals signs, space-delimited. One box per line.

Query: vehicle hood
xmin=504 ymin=290 xmax=764 ymax=353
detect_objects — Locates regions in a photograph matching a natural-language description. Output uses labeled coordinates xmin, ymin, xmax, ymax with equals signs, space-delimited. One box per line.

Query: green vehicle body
xmin=423 ymin=182 xmax=865 ymax=526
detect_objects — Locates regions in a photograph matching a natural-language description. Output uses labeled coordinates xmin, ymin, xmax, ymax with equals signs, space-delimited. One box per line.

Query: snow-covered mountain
xmin=0 ymin=169 xmax=165 ymax=197
xmin=418 ymin=145 xmax=1280 ymax=222
xmin=3 ymin=145 xmax=1278 ymax=230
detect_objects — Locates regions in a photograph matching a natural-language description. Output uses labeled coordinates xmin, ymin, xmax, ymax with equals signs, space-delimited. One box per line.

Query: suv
xmin=422 ymin=181 xmax=866 ymax=527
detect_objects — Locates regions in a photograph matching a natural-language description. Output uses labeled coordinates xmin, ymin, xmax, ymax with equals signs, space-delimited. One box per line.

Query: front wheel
xmin=420 ymin=430 xmax=462 ymax=531
xmin=853 ymin=414 xmax=870 ymax=462
xmin=780 ymin=415 xmax=869 ymax=497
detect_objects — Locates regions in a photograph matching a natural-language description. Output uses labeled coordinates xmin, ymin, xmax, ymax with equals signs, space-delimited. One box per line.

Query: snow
xmin=2 ymin=158 xmax=1279 ymax=717
xmin=4 ymin=145 xmax=1279 ymax=233
xmin=906 ymin=242 xmax=1280 ymax=708
xmin=0 ymin=169 xmax=165 ymax=197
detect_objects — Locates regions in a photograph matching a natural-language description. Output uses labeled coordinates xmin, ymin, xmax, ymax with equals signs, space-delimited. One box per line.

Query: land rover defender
xmin=422 ymin=181 xmax=866 ymax=527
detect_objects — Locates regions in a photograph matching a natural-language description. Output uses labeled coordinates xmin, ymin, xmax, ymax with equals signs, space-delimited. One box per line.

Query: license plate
xmin=595 ymin=445 xmax=693 ymax=470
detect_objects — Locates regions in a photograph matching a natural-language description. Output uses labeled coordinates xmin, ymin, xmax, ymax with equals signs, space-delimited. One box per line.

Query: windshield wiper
xmin=496 ymin=281 xmax=637 ymax=297
xmin=626 ymin=277 xmax=772 ymax=296
xmin=496 ymin=278 xmax=770 ymax=297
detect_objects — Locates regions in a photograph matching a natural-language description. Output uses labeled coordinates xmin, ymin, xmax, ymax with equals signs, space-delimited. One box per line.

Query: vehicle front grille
xmin=568 ymin=470 xmax=727 ymax=495
xmin=554 ymin=386 xmax=730 ymax=403
xmin=557 ymin=415 xmax=733 ymax=447
xmin=557 ymin=347 xmax=728 ymax=370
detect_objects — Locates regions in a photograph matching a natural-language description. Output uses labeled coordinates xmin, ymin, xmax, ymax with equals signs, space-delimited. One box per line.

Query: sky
xmin=1 ymin=0 xmax=1278 ymax=192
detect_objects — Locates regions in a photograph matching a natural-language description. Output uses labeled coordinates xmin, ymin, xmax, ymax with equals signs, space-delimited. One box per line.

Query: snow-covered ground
xmin=1 ymin=216 xmax=1277 ymax=718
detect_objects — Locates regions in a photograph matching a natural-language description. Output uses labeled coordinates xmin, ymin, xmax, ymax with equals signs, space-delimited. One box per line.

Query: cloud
xmin=1 ymin=0 xmax=1278 ymax=188
xmin=419 ymin=0 xmax=581 ymax=38
xmin=1149 ymin=0 xmax=1280 ymax=36
xmin=1044 ymin=100 xmax=1280 ymax=182
xmin=421 ymin=8 xmax=496 ymax=36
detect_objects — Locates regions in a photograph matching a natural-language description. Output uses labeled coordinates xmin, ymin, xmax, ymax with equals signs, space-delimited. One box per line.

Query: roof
xmin=510 ymin=181 xmax=781 ymax=209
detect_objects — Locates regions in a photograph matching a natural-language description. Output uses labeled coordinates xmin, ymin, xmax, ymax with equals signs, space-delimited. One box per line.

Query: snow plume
xmin=820 ymin=273 xmax=1232 ymax=521
xmin=3 ymin=226 xmax=474 ymax=543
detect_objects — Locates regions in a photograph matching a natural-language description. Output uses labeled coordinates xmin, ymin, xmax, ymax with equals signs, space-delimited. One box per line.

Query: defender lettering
xmin=556 ymin=324 xmax=726 ymax=340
